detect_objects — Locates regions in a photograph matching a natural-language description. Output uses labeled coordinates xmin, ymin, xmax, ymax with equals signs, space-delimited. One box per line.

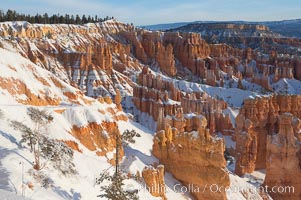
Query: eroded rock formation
xmin=153 ymin=116 xmax=230 ymax=200
xmin=133 ymin=67 xmax=233 ymax=134
xmin=235 ymin=95 xmax=301 ymax=175
xmin=264 ymin=113 xmax=301 ymax=200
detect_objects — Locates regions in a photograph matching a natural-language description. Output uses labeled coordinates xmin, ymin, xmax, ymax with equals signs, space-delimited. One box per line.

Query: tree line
xmin=0 ymin=9 xmax=114 ymax=24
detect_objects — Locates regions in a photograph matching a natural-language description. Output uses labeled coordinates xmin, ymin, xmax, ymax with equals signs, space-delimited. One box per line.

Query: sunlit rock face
xmin=264 ymin=113 xmax=301 ymax=200
xmin=235 ymin=95 xmax=301 ymax=175
xmin=153 ymin=116 xmax=230 ymax=200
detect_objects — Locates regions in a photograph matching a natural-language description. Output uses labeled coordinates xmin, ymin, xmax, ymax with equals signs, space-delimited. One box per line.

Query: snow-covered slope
xmin=272 ymin=78 xmax=301 ymax=94
xmin=0 ymin=47 xmax=190 ymax=199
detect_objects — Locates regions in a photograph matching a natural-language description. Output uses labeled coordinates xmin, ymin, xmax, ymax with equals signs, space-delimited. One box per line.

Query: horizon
xmin=1 ymin=0 xmax=301 ymax=26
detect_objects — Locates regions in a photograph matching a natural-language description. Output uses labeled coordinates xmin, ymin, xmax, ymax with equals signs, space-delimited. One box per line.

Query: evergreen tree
xmin=75 ymin=14 xmax=81 ymax=24
xmin=39 ymin=136 xmax=76 ymax=174
xmin=10 ymin=107 xmax=76 ymax=174
xmin=96 ymin=129 xmax=140 ymax=200
xmin=97 ymin=171 xmax=138 ymax=200
xmin=65 ymin=14 xmax=70 ymax=24
xmin=43 ymin=13 xmax=49 ymax=24
xmin=82 ymin=14 xmax=87 ymax=24
xmin=0 ymin=10 xmax=4 ymax=22
xmin=59 ymin=15 xmax=65 ymax=24
xmin=11 ymin=107 xmax=53 ymax=170
xmin=70 ymin=15 xmax=75 ymax=24
xmin=5 ymin=9 xmax=16 ymax=21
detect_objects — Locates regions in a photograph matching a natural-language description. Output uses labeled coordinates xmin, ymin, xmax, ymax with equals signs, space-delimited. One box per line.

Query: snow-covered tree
xmin=115 ymin=129 xmax=141 ymax=175
xmin=11 ymin=107 xmax=76 ymax=174
xmin=11 ymin=107 xmax=53 ymax=170
xmin=97 ymin=171 xmax=138 ymax=200
xmin=40 ymin=136 xmax=76 ymax=175
xmin=96 ymin=129 xmax=140 ymax=200
xmin=10 ymin=120 xmax=37 ymax=151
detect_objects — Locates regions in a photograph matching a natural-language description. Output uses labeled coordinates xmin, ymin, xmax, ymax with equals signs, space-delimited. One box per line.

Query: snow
xmin=272 ymin=78 xmax=301 ymax=94
xmin=0 ymin=189 xmax=28 ymax=200
xmin=218 ymin=132 xmax=236 ymax=150
xmin=223 ymin=107 xmax=239 ymax=127
xmin=0 ymin=103 xmax=191 ymax=200
xmin=227 ymin=173 xmax=271 ymax=200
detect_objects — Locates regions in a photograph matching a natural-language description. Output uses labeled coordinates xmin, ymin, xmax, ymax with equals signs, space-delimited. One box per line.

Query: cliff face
xmin=264 ymin=113 xmax=301 ymax=200
xmin=153 ymin=116 xmax=230 ymax=200
xmin=235 ymin=95 xmax=301 ymax=175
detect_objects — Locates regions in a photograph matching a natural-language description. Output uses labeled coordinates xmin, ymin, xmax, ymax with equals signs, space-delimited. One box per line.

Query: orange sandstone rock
xmin=142 ymin=165 xmax=166 ymax=199
xmin=264 ymin=113 xmax=301 ymax=200
xmin=153 ymin=116 xmax=230 ymax=200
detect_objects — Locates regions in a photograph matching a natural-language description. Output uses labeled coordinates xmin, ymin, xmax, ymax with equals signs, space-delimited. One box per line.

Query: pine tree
xmin=11 ymin=107 xmax=53 ymax=170
xmin=0 ymin=10 xmax=5 ymax=22
xmin=10 ymin=121 xmax=36 ymax=151
xmin=87 ymin=15 xmax=92 ymax=23
xmin=82 ymin=14 xmax=87 ymax=24
xmin=39 ymin=136 xmax=76 ymax=174
xmin=65 ymin=14 xmax=70 ymax=24
xmin=70 ymin=15 xmax=75 ymax=24
xmin=96 ymin=129 xmax=140 ymax=199
xmin=43 ymin=13 xmax=49 ymax=24
xmin=5 ymin=9 xmax=16 ymax=21
xmin=97 ymin=171 xmax=138 ymax=200
xmin=75 ymin=15 xmax=81 ymax=24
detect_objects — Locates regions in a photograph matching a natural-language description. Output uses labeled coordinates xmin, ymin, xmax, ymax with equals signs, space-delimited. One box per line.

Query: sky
xmin=1 ymin=0 xmax=301 ymax=25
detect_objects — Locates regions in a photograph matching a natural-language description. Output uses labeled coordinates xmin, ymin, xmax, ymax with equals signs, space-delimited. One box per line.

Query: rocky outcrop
xmin=235 ymin=95 xmax=301 ymax=175
xmin=264 ymin=113 xmax=301 ymax=200
xmin=70 ymin=122 xmax=124 ymax=157
xmin=153 ymin=116 xmax=230 ymax=200
xmin=142 ymin=165 xmax=166 ymax=199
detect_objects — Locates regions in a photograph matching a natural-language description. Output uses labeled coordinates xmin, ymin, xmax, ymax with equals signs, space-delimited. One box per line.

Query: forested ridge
xmin=0 ymin=9 xmax=114 ymax=24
